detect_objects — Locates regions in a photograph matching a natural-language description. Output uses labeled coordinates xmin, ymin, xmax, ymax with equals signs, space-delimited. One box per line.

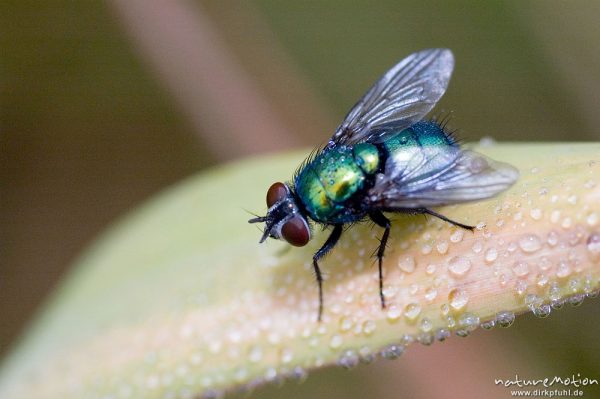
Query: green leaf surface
xmin=1 ymin=143 xmax=599 ymax=398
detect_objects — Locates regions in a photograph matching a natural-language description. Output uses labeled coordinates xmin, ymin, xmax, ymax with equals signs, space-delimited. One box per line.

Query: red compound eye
xmin=266 ymin=182 xmax=288 ymax=207
xmin=281 ymin=216 xmax=310 ymax=247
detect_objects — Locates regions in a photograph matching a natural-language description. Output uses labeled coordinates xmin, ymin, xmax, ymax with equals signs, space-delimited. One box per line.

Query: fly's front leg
xmin=369 ymin=211 xmax=391 ymax=309
xmin=312 ymin=225 xmax=343 ymax=321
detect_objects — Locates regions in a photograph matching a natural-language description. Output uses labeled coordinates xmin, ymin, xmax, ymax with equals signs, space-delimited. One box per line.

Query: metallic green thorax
xmin=295 ymin=121 xmax=456 ymax=224
xmin=295 ymin=144 xmax=379 ymax=222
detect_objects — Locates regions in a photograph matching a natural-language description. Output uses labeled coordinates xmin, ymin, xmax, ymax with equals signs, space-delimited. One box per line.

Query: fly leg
xmin=421 ymin=208 xmax=475 ymax=231
xmin=369 ymin=211 xmax=391 ymax=309
xmin=313 ymin=225 xmax=343 ymax=321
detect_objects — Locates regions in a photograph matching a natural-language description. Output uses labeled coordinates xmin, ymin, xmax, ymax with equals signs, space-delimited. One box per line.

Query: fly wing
xmin=369 ymin=147 xmax=519 ymax=208
xmin=330 ymin=49 xmax=454 ymax=146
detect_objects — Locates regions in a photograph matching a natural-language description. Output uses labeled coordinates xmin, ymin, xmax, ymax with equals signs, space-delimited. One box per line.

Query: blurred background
xmin=2 ymin=1 xmax=599 ymax=398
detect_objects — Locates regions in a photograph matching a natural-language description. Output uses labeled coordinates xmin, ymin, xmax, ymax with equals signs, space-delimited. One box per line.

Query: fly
xmin=249 ymin=49 xmax=519 ymax=321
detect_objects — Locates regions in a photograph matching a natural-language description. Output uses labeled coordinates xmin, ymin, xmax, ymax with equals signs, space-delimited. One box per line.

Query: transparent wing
xmin=369 ymin=147 xmax=519 ymax=208
xmin=330 ymin=48 xmax=454 ymax=146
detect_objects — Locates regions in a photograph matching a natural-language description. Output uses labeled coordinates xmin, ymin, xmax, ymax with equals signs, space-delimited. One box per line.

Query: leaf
xmin=0 ymin=143 xmax=599 ymax=399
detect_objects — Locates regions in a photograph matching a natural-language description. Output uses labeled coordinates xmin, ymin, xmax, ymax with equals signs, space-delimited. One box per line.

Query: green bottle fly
xmin=249 ymin=49 xmax=519 ymax=321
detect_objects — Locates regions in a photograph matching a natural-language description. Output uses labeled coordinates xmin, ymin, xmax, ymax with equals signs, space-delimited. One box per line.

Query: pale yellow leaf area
xmin=0 ymin=143 xmax=598 ymax=399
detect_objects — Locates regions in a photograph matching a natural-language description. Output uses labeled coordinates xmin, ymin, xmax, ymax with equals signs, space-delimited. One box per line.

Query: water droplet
xmin=539 ymin=256 xmax=551 ymax=271
xmin=583 ymin=276 xmax=594 ymax=295
xmin=519 ymin=234 xmax=542 ymax=253
xmin=401 ymin=334 xmax=415 ymax=346
xmin=409 ymin=283 xmax=419 ymax=295
xmin=530 ymin=208 xmax=542 ymax=220
xmin=291 ymin=366 xmax=308 ymax=382
xmin=525 ymin=294 xmax=543 ymax=309
xmin=498 ymin=273 xmax=508 ymax=287
xmin=436 ymin=240 xmax=449 ymax=254
xmin=551 ymin=299 xmax=564 ymax=309
xmin=329 ymin=335 xmax=343 ymax=349
xmin=567 ymin=195 xmax=578 ymax=205
xmin=424 ymin=287 xmax=438 ymax=302
xmin=485 ymin=248 xmax=498 ymax=263
xmin=556 ymin=260 xmax=571 ymax=278
xmin=547 ymin=231 xmax=559 ymax=247
xmin=445 ymin=315 xmax=457 ymax=329
xmin=550 ymin=210 xmax=561 ymax=224
xmin=569 ymin=278 xmax=580 ymax=293
xmin=404 ymin=303 xmax=421 ymax=321
xmin=448 ymin=256 xmax=472 ymax=277
xmin=280 ymin=347 xmax=293 ymax=364
xmin=386 ymin=305 xmax=401 ymax=322
xmin=448 ymin=288 xmax=469 ymax=311
xmin=337 ymin=350 xmax=359 ymax=369
xmin=440 ymin=303 xmax=450 ymax=316
xmin=513 ymin=211 xmax=523 ymax=221
xmin=382 ymin=285 xmax=398 ymax=299
xmin=548 ymin=282 xmax=561 ymax=301
xmin=458 ymin=312 xmax=480 ymax=332
xmin=472 ymin=240 xmax=483 ymax=254
xmin=420 ymin=317 xmax=433 ymax=333
xmin=496 ymin=311 xmax=515 ymax=328
xmin=536 ymin=273 xmax=549 ymax=287
xmin=587 ymin=212 xmax=599 ymax=226
xmin=234 ymin=367 xmax=249 ymax=382
xmin=568 ymin=294 xmax=585 ymax=307
xmin=425 ymin=264 xmax=437 ymax=275
xmin=248 ymin=346 xmax=263 ymax=363
xmin=397 ymin=255 xmax=416 ymax=273
xmin=264 ymin=368 xmax=278 ymax=383
xmin=421 ymin=243 xmax=433 ymax=255
xmin=567 ymin=229 xmax=583 ymax=246
xmin=450 ymin=229 xmax=464 ymax=243
xmin=358 ymin=346 xmax=375 ymax=364
xmin=380 ymin=344 xmax=405 ymax=359
xmin=532 ymin=304 xmax=551 ymax=318
xmin=338 ymin=316 xmax=354 ymax=333
xmin=435 ymin=328 xmax=451 ymax=341
xmin=362 ymin=320 xmax=376 ymax=336
xmin=480 ymin=320 xmax=496 ymax=330
xmin=514 ymin=280 xmax=528 ymax=296
xmin=586 ymin=289 xmax=599 ymax=299
xmin=586 ymin=232 xmax=600 ymax=258
xmin=418 ymin=332 xmax=434 ymax=346
xmin=512 ymin=261 xmax=530 ymax=278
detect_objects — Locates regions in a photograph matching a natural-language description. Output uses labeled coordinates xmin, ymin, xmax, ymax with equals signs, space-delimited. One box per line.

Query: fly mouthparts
xmin=248 ymin=216 xmax=266 ymax=224
xmin=259 ymin=228 xmax=270 ymax=244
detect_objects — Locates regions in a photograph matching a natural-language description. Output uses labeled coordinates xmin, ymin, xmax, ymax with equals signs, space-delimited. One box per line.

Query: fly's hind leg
xmin=312 ymin=225 xmax=343 ymax=322
xmin=421 ymin=208 xmax=475 ymax=231
xmin=369 ymin=211 xmax=391 ymax=309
